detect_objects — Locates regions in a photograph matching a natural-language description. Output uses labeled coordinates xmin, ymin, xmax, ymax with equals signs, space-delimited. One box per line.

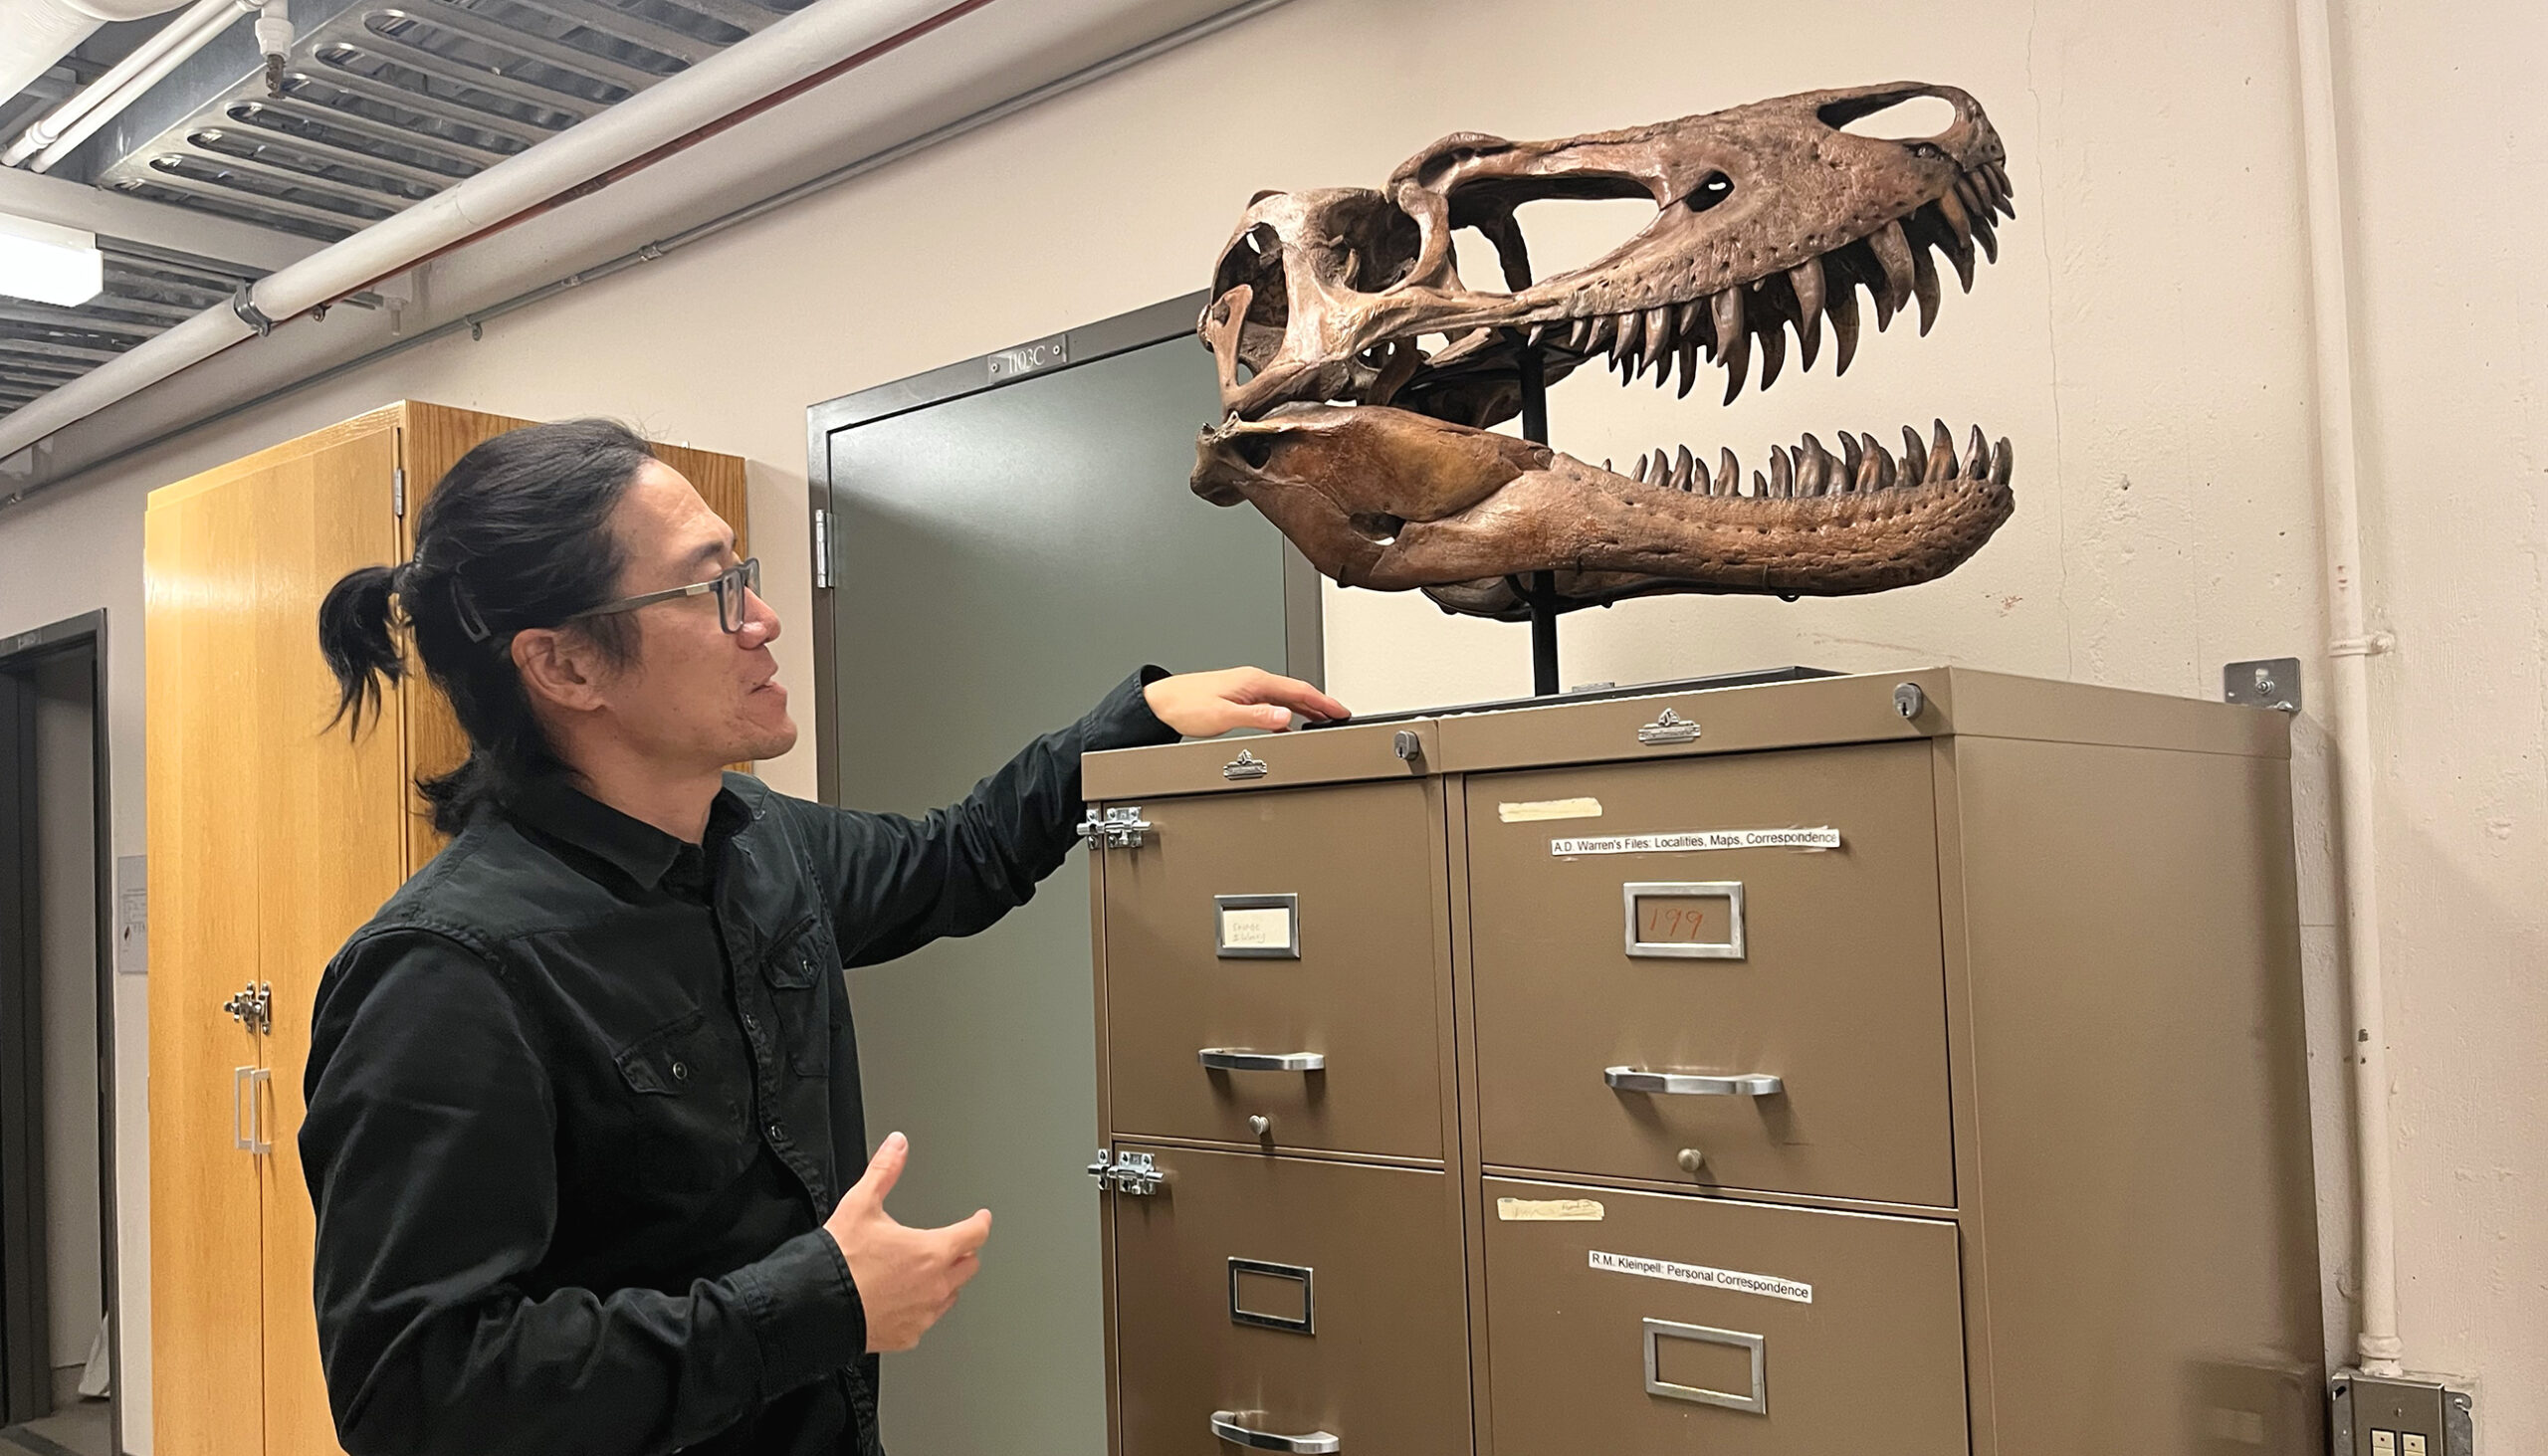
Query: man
xmin=304 ymin=419 xmax=1346 ymax=1456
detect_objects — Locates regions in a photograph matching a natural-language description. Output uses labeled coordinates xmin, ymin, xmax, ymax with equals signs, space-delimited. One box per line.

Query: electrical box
xmin=1083 ymin=668 xmax=2327 ymax=1456
xmin=2333 ymin=1372 xmax=2475 ymax=1456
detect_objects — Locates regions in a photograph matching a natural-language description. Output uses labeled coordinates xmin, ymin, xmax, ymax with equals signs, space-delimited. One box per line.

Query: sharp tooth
xmin=1838 ymin=430 xmax=1863 ymax=489
xmin=1678 ymin=298 xmax=1710 ymax=344
xmin=1798 ymin=433 xmax=1833 ymax=495
xmin=1788 ymin=262 xmax=1825 ymax=328
xmin=1526 ymin=321 xmax=1548 ymax=348
xmin=1911 ymin=241 xmax=1941 ymax=335
xmin=1902 ymin=424 xmax=1930 ymax=483
xmin=1603 ymin=458 xmax=1615 ymax=476
xmin=1566 ymin=316 xmax=1592 ymax=350
xmin=1752 ymin=470 xmax=1769 ymax=499
xmin=1931 ymin=419 xmax=1960 ymax=480
xmin=1956 ymin=174 xmax=1990 ymax=220
xmin=1933 ymin=191 xmax=1974 ymax=250
xmin=1712 ymin=290 xmax=1750 ymax=403
xmin=1991 ymin=436 xmax=2015 ymax=485
xmin=1987 ymin=162 xmax=2017 ymax=218
xmin=1971 ymin=211 xmax=2000 ymax=265
xmin=1757 ymin=318 xmax=1786 ymax=390
xmin=1828 ymin=282 xmax=1861 ymax=375
xmin=1770 ymin=445 xmax=1795 ymax=497
xmin=1967 ymin=424 xmax=1988 ymax=474
xmin=1946 ymin=233 xmax=1977 ymax=293
xmin=1646 ymin=305 xmax=1676 ymax=367
xmin=1590 ymin=312 xmax=1619 ymax=355
xmin=1852 ymin=433 xmax=1883 ymax=491
xmin=1869 ymin=220 xmax=1916 ymax=315
xmin=1715 ymin=448 xmax=1739 ymax=497
xmin=1792 ymin=287 xmax=1823 ymax=371
xmin=1631 ymin=451 xmax=1652 ymax=484
xmin=1673 ymin=338 xmax=1705 ymax=399
xmin=1670 ymin=444 xmax=1697 ymax=492
xmin=1617 ymin=310 xmax=1647 ymax=370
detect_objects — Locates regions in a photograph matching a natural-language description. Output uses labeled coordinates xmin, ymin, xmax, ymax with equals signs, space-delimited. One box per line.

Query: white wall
xmin=34 ymin=654 xmax=102 ymax=1377
xmin=0 ymin=0 xmax=2536 ymax=1447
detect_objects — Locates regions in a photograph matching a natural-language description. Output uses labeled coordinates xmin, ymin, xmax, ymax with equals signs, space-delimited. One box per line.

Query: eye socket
xmin=1242 ymin=222 xmax=1280 ymax=258
xmin=1906 ymin=141 xmax=1948 ymax=162
xmin=1356 ymin=343 xmax=1391 ymax=369
xmin=1683 ymin=171 xmax=1734 ymax=213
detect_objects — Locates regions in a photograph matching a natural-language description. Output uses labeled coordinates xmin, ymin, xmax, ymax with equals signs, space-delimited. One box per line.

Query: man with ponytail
xmin=300 ymin=419 xmax=1345 ymax=1456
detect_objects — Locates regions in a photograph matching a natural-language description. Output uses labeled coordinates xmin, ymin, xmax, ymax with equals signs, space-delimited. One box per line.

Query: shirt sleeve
xmin=300 ymin=929 xmax=867 ymax=1456
xmin=781 ymin=666 xmax=1180 ymax=968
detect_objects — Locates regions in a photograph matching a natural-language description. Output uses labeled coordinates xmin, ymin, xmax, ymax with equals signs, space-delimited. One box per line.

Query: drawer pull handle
xmin=1199 ymin=1049 xmax=1326 ymax=1073
xmin=1605 ymin=1067 xmax=1783 ymax=1098
xmin=1211 ymin=1411 xmax=1340 ymax=1452
xmin=1644 ymin=1318 xmax=1769 ymax=1415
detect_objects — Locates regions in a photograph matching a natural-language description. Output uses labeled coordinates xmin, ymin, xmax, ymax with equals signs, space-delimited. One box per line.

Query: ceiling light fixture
xmin=0 ymin=212 xmax=106 ymax=308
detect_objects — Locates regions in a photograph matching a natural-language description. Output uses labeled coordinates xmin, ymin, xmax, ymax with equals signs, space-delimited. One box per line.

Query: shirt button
xmin=670 ymin=1061 xmax=689 ymax=1081
xmin=766 ymin=1122 xmax=782 ymax=1139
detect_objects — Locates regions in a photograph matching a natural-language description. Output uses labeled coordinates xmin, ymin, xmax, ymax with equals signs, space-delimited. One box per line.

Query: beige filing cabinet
xmin=1082 ymin=669 xmax=2325 ymax=1456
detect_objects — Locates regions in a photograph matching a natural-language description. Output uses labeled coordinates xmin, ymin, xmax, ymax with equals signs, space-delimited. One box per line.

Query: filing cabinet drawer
xmin=1101 ymin=781 xmax=1444 ymax=1157
xmin=1483 ymin=1177 xmax=1967 ymax=1456
xmin=1113 ymin=1145 xmax=1470 ymax=1456
xmin=1467 ymin=740 xmax=1954 ymax=1205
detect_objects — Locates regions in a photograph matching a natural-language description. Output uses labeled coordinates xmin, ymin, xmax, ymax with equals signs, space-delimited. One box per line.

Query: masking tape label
xmin=1496 ymin=1198 xmax=1605 ymax=1221
xmin=1498 ymin=797 xmax=1604 ymax=824
xmin=1589 ymin=1249 xmax=1813 ymax=1304
xmin=1552 ymin=827 xmax=1840 ymax=856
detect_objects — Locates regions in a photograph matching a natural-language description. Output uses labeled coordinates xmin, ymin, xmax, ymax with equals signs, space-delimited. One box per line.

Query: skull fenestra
xmin=1189 ymin=84 xmax=2019 ymax=621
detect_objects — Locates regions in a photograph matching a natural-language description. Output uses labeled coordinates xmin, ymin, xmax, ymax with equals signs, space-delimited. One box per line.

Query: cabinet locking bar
xmin=1087 ymin=1149 xmax=1165 ymax=1196
xmin=1077 ymin=806 xmax=1154 ymax=850
xmin=1210 ymin=1411 xmax=1340 ymax=1453
xmin=1605 ymin=1067 xmax=1783 ymax=1098
xmin=1198 ymin=1049 xmax=1325 ymax=1073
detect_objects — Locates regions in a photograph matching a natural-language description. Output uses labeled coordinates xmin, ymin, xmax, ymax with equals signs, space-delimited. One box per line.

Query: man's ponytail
xmin=318 ymin=562 xmax=406 ymax=732
xmin=309 ymin=418 xmax=651 ymax=836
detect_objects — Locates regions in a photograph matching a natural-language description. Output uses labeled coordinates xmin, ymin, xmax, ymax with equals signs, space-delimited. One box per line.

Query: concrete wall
xmin=0 ymin=0 xmax=2535 ymax=1447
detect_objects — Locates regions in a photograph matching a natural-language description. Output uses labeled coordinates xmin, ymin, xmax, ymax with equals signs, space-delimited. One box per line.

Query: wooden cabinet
xmin=1084 ymin=669 xmax=2328 ymax=1456
xmin=144 ymin=403 xmax=744 ymax=1456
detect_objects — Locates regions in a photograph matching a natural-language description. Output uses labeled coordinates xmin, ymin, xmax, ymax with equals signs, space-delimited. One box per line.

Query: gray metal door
xmin=812 ymin=298 xmax=1307 ymax=1456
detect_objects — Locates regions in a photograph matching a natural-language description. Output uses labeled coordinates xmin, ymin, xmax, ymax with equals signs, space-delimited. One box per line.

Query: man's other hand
xmin=1144 ymin=667 xmax=1350 ymax=736
xmin=823 ymin=1133 xmax=990 ymax=1353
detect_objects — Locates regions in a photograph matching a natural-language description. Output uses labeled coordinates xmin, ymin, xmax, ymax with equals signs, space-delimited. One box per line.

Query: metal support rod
xmin=1517 ymin=344 xmax=1560 ymax=696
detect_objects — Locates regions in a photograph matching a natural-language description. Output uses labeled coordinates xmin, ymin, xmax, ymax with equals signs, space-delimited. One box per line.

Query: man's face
xmin=588 ymin=460 xmax=798 ymax=770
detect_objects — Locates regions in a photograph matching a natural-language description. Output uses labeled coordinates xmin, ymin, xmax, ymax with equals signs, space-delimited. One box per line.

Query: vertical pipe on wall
xmin=2291 ymin=0 xmax=2403 ymax=1378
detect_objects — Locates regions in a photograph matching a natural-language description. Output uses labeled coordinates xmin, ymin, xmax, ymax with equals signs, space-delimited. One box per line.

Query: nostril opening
xmin=1820 ymin=92 xmax=1959 ymax=141
xmin=1233 ymin=435 xmax=1277 ymax=470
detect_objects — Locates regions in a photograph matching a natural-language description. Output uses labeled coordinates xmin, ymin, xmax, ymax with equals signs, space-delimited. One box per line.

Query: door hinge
xmin=1088 ymin=1148 xmax=1164 ymax=1195
xmin=811 ymin=507 xmax=833 ymax=590
xmin=392 ymin=467 xmax=406 ymax=518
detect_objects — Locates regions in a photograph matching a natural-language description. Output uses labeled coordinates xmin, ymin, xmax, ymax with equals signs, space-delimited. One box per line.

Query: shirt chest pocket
xmin=761 ymin=918 xmax=841 ymax=1078
xmin=611 ymin=1009 xmax=754 ymax=1192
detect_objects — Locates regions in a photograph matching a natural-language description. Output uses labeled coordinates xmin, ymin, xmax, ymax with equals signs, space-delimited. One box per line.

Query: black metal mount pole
xmin=1517 ymin=344 xmax=1560 ymax=696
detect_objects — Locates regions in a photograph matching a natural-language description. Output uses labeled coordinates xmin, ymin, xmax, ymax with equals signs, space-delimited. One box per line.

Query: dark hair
xmin=318 ymin=418 xmax=655 ymax=834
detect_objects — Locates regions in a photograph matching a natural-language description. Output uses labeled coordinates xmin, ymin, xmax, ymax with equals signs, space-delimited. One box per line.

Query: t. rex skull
xmin=1189 ymin=83 xmax=2019 ymax=620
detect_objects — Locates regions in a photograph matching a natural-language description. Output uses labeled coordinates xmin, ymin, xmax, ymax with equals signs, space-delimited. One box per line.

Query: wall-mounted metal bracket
xmin=2224 ymin=658 xmax=2302 ymax=713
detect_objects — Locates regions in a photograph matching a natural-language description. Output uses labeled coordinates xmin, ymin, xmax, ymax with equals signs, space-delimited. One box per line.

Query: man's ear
xmin=513 ymin=627 xmax=611 ymax=715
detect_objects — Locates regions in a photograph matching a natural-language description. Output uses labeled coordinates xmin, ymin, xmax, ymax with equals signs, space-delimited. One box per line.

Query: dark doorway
xmin=0 ymin=612 xmax=120 ymax=1456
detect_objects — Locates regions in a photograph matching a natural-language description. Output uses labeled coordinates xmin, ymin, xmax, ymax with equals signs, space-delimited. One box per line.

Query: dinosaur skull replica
xmin=1190 ymin=83 xmax=2019 ymax=619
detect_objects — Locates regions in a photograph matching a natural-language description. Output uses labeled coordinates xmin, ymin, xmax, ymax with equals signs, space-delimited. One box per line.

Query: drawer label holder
xmin=1553 ymin=827 xmax=1841 ymax=857
xmin=1591 ymin=1249 xmax=1813 ymax=1305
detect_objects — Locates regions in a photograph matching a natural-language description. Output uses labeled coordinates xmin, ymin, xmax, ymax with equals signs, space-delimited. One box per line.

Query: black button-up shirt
xmin=299 ymin=669 xmax=1176 ymax=1456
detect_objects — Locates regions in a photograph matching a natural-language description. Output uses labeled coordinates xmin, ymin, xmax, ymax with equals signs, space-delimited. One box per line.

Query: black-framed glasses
xmin=566 ymin=557 xmax=761 ymax=634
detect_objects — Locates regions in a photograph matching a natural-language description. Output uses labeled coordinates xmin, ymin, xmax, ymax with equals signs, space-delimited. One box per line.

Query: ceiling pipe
xmin=2 ymin=0 xmax=263 ymax=170
xmin=0 ymin=0 xmax=1004 ymax=461
xmin=0 ymin=0 xmax=196 ymax=124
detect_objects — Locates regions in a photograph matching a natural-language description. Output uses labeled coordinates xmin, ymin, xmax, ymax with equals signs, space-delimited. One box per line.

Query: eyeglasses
xmin=566 ymin=557 xmax=761 ymax=634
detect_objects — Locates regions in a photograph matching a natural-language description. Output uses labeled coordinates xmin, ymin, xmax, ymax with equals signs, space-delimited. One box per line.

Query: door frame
xmin=0 ymin=609 xmax=123 ymax=1454
xmin=803 ymin=291 xmax=1327 ymax=804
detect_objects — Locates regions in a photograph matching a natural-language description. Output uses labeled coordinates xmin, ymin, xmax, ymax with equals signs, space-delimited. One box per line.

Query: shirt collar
xmin=505 ymin=774 xmax=749 ymax=893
